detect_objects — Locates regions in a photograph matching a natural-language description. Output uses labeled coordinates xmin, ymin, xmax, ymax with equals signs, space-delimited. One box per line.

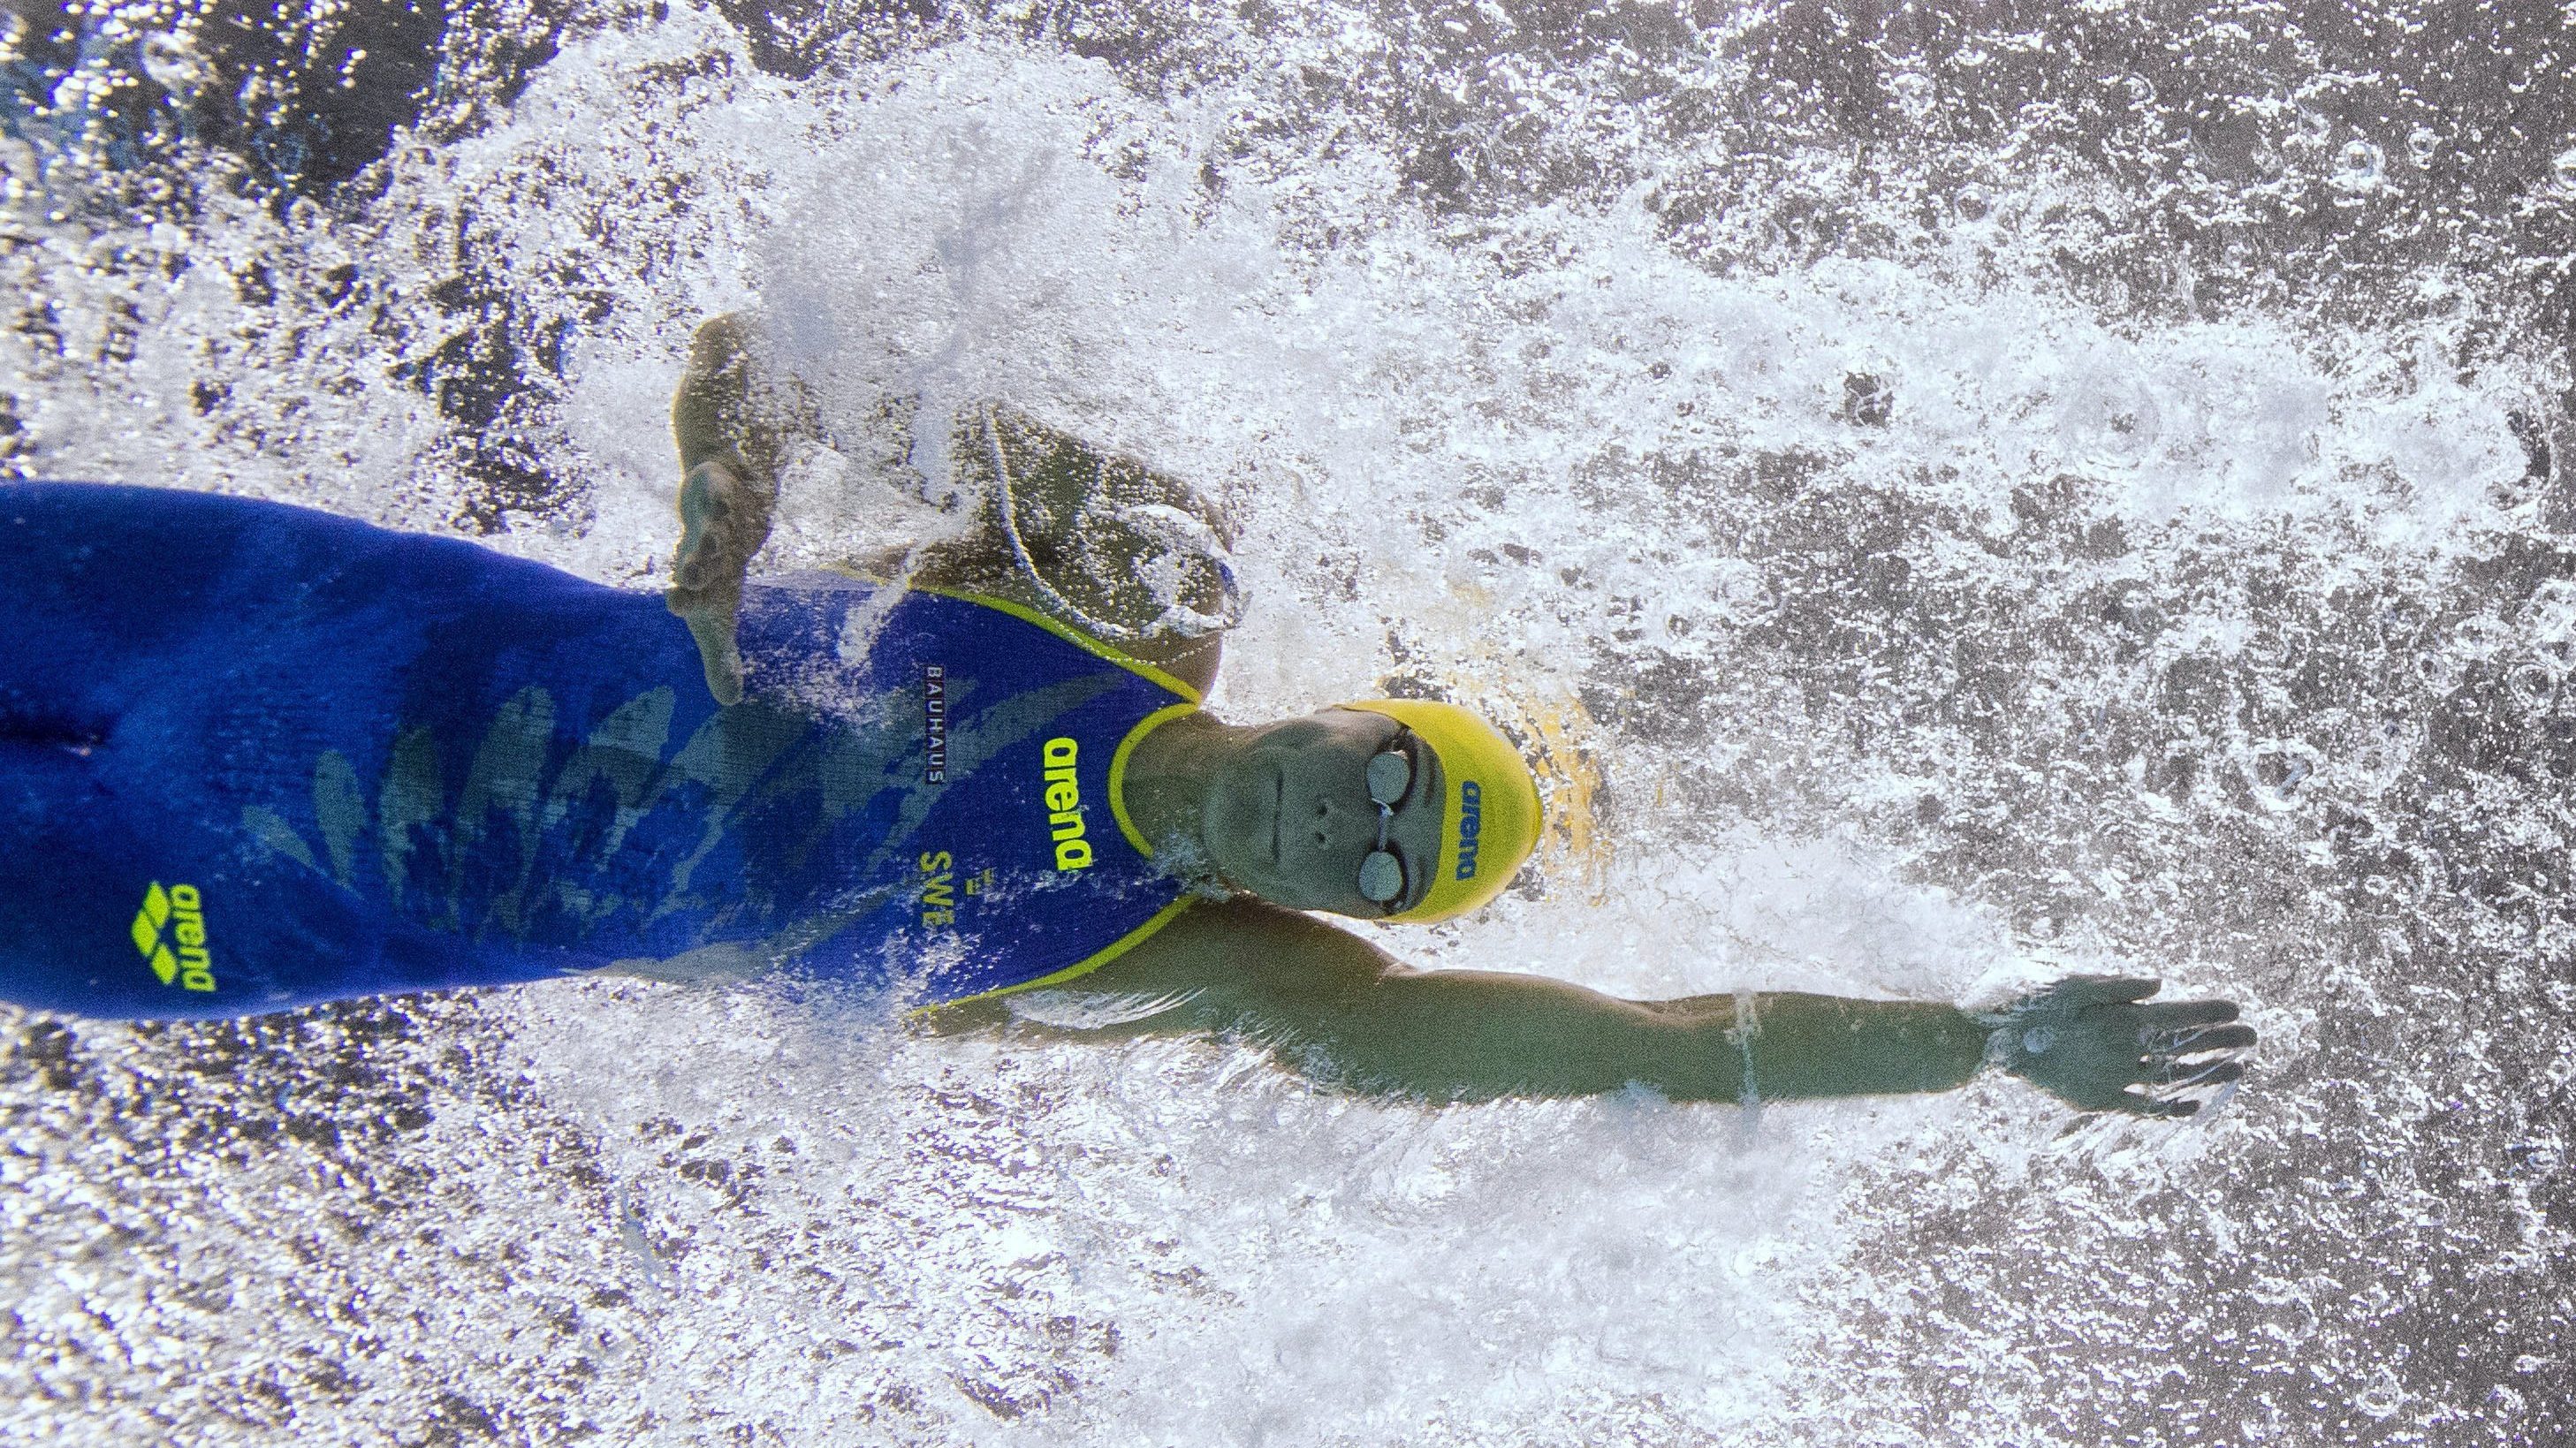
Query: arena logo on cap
xmin=1454 ymin=780 xmax=1484 ymax=880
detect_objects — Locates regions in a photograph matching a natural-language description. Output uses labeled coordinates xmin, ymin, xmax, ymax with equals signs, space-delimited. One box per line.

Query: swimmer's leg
xmin=0 ymin=724 xmax=156 ymax=1016
xmin=0 ymin=519 xmax=224 ymax=1016
xmin=0 ymin=481 xmax=621 ymax=1017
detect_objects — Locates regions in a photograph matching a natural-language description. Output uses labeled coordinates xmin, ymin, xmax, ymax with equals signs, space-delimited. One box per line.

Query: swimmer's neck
xmin=1114 ymin=710 xmax=1245 ymax=859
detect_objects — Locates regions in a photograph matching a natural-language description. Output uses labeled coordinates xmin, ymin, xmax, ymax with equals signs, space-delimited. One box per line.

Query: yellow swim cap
xmin=1341 ymin=699 xmax=1543 ymax=923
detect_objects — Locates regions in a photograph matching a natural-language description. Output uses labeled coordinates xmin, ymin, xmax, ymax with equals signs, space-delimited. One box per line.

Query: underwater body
xmin=2 ymin=0 xmax=2572 ymax=1443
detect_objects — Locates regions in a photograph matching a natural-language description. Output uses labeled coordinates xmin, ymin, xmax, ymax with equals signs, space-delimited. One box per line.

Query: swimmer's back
xmin=0 ymin=481 xmax=1192 ymax=1019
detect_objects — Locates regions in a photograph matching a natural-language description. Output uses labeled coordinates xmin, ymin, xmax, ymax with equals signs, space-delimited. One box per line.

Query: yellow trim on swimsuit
xmin=805 ymin=569 xmax=1204 ymax=1016
xmin=915 ymin=585 xmax=1204 ymax=704
xmin=816 ymin=566 xmax=1204 ymax=705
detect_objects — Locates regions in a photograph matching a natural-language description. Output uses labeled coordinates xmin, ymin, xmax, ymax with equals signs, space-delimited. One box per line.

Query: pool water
xmin=3 ymin=3 xmax=2572 ymax=1443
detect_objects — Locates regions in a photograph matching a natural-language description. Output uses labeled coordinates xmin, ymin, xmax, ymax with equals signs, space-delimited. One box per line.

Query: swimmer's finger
xmin=2055 ymin=974 xmax=2162 ymax=1005
xmin=2154 ymin=1058 xmax=2246 ymax=1092
xmin=2138 ymin=1017 xmax=2250 ymax=1055
xmin=2098 ymin=1085 xmax=2198 ymax=1118
xmin=2185 ymin=1058 xmax=2246 ymax=1087
xmin=2139 ymin=999 xmax=2238 ymax=1030
xmin=2129 ymin=1093 xmax=2203 ymax=1119
xmin=2159 ymin=1023 xmax=2257 ymax=1055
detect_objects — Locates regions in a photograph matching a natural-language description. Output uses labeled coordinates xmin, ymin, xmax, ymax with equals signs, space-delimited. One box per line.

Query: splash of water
xmin=4 ymin=3 xmax=2572 ymax=1444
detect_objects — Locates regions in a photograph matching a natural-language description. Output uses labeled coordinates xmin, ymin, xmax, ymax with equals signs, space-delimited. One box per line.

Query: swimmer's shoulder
xmin=824 ymin=526 xmax=1225 ymax=697
xmin=931 ymin=555 xmax=1221 ymax=697
xmin=691 ymin=315 xmax=1237 ymax=694
xmin=1124 ymin=898 xmax=1385 ymax=978
xmin=938 ymin=404 xmax=1235 ymax=695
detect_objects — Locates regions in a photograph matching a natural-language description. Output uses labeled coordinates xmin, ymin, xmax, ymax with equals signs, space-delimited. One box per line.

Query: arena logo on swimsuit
xmin=1040 ymin=738 xmax=1095 ymax=871
xmin=130 ymin=882 xmax=217 ymax=992
xmin=1454 ymin=780 xmax=1484 ymax=881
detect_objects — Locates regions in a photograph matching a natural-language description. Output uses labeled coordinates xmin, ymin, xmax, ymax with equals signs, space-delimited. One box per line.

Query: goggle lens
xmin=1357 ymin=732 xmax=1416 ymax=906
xmin=1366 ymin=748 xmax=1412 ymax=807
xmin=1357 ymin=851 xmax=1404 ymax=903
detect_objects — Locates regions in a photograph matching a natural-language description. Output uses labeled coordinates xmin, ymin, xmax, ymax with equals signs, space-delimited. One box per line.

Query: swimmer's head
xmin=1197 ymin=700 xmax=1542 ymax=922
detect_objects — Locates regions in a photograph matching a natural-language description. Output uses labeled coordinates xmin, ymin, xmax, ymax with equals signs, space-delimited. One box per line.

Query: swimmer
xmin=0 ymin=315 xmax=2253 ymax=1112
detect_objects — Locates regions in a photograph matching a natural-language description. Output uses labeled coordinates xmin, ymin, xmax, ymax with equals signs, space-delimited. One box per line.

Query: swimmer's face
xmin=1202 ymin=707 xmax=1447 ymax=917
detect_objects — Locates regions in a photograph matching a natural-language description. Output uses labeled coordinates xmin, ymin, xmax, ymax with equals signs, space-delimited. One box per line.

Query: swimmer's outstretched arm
xmin=927 ymin=901 xmax=2253 ymax=1114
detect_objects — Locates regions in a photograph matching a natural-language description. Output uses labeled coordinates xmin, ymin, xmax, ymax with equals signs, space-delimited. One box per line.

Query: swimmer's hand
xmin=1981 ymin=975 xmax=2253 ymax=1118
xmin=668 ymin=457 xmax=764 ymax=705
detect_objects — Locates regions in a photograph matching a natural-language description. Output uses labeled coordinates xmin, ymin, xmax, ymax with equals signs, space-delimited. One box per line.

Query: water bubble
xmin=1843 ymin=372 xmax=1892 ymax=427
xmin=2333 ymin=139 xmax=2384 ymax=191
xmin=2407 ymin=126 xmax=2438 ymax=166
xmin=1955 ymin=186 xmax=1990 ymax=222
xmin=1888 ymin=72 xmax=1934 ymax=119
xmin=2554 ymin=148 xmax=2576 ymax=195
xmin=2055 ymin=373 xmax=2162 ymax=470
xmin=2247 ymin=745 xmax=2317 ymax=812
xmin=2355 ymin=1366 xmax=2406 ymax=1419
xmin=139 ymin=32 xmax=205 ymax=95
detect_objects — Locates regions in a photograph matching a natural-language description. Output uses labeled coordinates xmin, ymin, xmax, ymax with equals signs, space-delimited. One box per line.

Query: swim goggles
xmin=1357 ymin=729 xmax=1417 ymax=909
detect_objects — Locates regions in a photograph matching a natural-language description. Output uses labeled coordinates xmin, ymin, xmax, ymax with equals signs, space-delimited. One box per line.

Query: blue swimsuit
xmin=0 ymin=481 xmax=1200 ymax=1019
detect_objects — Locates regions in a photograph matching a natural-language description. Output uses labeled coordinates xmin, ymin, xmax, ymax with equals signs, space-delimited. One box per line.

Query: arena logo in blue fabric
xmin=130 ymin=883 xmax=217 ymax=992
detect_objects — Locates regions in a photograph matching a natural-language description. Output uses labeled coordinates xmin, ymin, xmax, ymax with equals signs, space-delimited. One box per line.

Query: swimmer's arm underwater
xmin=667 ymin=313 xmax=1235 ymax=703
xmin=926 ymin=900 xmax=2253 ymax=1114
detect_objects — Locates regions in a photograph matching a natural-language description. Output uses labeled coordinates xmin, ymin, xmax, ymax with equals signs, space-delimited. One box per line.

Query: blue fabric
xmin=0 ymin=481 xmax=1193 ymax=1019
